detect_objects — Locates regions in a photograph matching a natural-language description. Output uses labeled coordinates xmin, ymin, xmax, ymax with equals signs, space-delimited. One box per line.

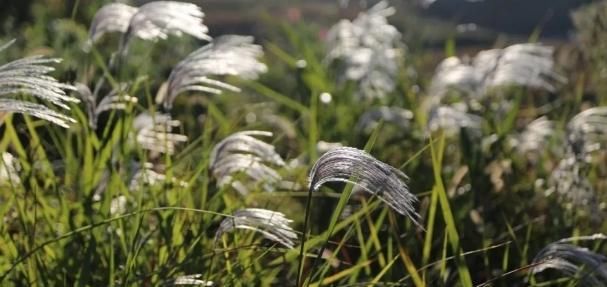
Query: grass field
xmin=0 ymin=1 xmax=607 ymax=286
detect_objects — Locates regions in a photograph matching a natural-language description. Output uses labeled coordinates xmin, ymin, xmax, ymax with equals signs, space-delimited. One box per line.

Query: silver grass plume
xmin=325 ymin=1 xmax=402 ymax=100
xmin=356 ymin=106 xmax=413 ymax=134
xmin=0 ymin=99 xmax=77 ymax=128
xmin=566 ymin=107 xmax=607 ymax=157
xmin=0 ymin=40 xmax=78 ymax=128
xmin=428 ymin=56 xmax=480 ymax=99
xmin=210 ymin=131 xmax=285 ymax=167
xmin=87 ymin=3 xmax=137 ymax=45
xmin=0 ymin=152 xmax=21 ymax=185
xmin=128 ymin=162 xmax=188 ymax=191
xmin=162 ymin=35 xmax=267 ymax=109
xmin=214 ymin=208 xmax=297 ymax=249
xmin=546 ymin=107 xmax=607 ymax=220
xmin=122 ymin=1 xmax=211 ymax=49
xmin=209 ymin=131 xmax=288 ymax=195
xmin=132 ymin=112 xmax=187 ymax=155
xmin=164 ymin=274 xmax=213 ymax=286
xmin=476 ymin=44 xmax=566 ymax=92
xmin=429 ymin=43 xmax=566 ymax=100
xmin=511 ymin=116 xmax=555 ymax=154
xmin=427 ymin=105 xmax=483 ymax=136
xmin=75 ymin=83 xmax=138 ymax=129
xmin=532 ymin=235 xmax=607 ymax=285
xmin=547 ymin=156 xmax=597 ymax=210
xmin=308 ymin=147 xmax=421 ymax=227
xmin=110 ymin=195 xmax=127 ymax=215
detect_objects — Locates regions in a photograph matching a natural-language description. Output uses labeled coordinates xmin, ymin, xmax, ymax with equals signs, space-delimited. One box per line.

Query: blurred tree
xmin=0 ymin=0 xmax=34 ymax=30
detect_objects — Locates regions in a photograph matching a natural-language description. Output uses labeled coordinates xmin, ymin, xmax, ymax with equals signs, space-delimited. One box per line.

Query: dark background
xmin=0 ymin=0 xmax=595 ymax=41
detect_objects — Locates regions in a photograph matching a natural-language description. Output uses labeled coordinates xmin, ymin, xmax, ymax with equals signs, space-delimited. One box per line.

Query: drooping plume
xmin=132 ymin=112 xmax=188 ymax=155
xmin=128 ymin=162 xmax=188 ymax=191
xmin=532 ymin=235 xmax=607 ymax=285
xmin=0 ymin=39 xmax=78 ymax=128
xmin=428 ymin=56 xmax=480 ymax=99
xmin=87 ymin=1 xmax=210 ymax=51
xmin=209 ymin=131 xmax=287 ymax=195
xmin=566 ymin=107 xmax=607 ymax=157
xmin=125 ymin=1 xmax=210 ymax=43
xmin=215 ymin=208 xmax=297 ymax=249
xmin=429 ymin=43 xmax=566 ymax=100
xmin=75 ymin=83 xmax=138 ymax=129
xmin=162 ymin=35 xmax=267 ymax=109
xmin=511 ymin=116 xmax=555 ymax=154
xmin=87 ymin=3 xmax=138 ymax=44
xmin=308 ymin=147 xmax=420 ymax=227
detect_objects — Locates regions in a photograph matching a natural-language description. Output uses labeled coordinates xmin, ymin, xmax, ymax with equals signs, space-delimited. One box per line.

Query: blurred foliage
xmin=572 ymin=0 xmax=607 ymax=99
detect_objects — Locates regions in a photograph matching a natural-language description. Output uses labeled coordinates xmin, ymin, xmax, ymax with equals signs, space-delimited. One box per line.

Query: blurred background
xmin=1 ymin=0 xmax=596 ymax=88
xmin=0 ymin=0 xmax=593 ymax=46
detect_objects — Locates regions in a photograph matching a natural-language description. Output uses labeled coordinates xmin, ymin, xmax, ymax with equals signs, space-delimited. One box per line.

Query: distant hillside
xmin=420 ymin=0 xmax=591 ymax=38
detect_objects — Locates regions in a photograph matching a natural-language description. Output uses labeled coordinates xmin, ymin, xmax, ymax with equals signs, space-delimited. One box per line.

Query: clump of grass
xmin=2 ymin=1 xmax=607 ymax=286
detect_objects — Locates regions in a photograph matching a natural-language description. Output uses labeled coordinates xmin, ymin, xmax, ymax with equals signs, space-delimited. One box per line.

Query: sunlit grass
xmin=1 ymin=1 xmax=607 ymax=286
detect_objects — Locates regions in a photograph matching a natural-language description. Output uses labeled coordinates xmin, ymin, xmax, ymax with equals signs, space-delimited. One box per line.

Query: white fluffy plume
xmin=215 ymin=208 xmax=297 ymax=249
xmin=0 ymin=39 xmax=78 ymax=128
xmin=162 ymin=35 xmax=267 ymax=109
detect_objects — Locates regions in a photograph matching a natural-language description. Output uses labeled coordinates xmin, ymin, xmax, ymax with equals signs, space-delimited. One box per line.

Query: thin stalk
xmin=297 ymin=186 xmax=314 ymax=287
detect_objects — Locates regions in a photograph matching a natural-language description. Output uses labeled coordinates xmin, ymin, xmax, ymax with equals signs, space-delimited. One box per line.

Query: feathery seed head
xmin=547 ymin=154 xmax=602 ymax=219
xmin=88 ymin=1 xmax=210 ymax=52
xmin=513 ymin=116 xmax=555 ymax=154
xmin=132 ymin=112 xmax=187 ymax=155
xmin=0 ymin=152 xmax=21 ymax=185
xmin=128 ymin=162 xmax=187 ymax=191
xmin=308 ymin=146 xmax=421 ymax=227
xmin=325 ymin=1 xmax=401 ymax=100
xmin=210 ymin=131 xmax=284 ymax=168
xmin=532 ymin=239 xmax=607 ymax=285
xmin=215 ymin=208 xmax=297 ymax=249
xmin=165 ymin=274 xmax=213 ymax=286
xmin=0 ymin=40 xmax=79 ymax=128
xmin=76 ymin=83 xmax=138 ymax=129
xmin=210 ymin=131 xmax=286 ymax=195
xmin=430 ymin=43 xmax=565 ymax=102
xmin=567 ymin=107 xmax=607 ymax=157
xmin=87 ymin=3 xmax=138 ymax=45
xmin=429 ymin=56 xmax=480 ymax=98
xmin=163 ymin=35 xmax=266 ymax=109
xmin=126 ymin=1 xmax=210 ymax=43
